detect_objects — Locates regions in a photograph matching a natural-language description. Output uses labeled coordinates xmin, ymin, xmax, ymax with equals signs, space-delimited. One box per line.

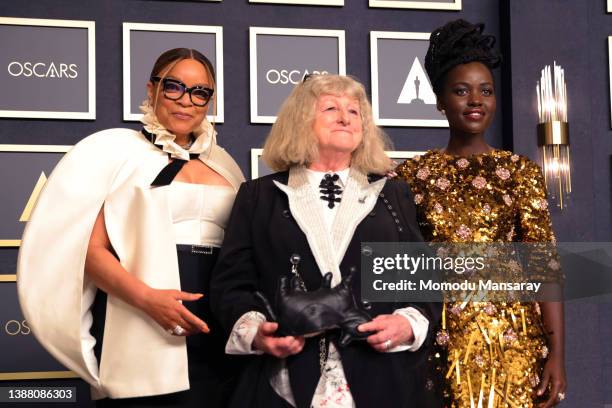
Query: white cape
xmin=17 ymin=128 xmax=244 ymax=399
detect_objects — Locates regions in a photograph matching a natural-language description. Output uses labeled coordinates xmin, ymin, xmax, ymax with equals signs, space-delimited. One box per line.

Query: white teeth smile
xmin=466 ymin=112 xmax=483 ymax=118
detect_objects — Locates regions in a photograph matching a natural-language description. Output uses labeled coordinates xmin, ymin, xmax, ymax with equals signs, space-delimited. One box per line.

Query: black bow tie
xmin=319 ymin=173 xmax=342 ymax=209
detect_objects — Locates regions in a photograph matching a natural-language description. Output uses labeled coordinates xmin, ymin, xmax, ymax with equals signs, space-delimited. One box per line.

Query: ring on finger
xmin=557 ymin=392 xmax=565 ymax=402
xmin=172 ymin=324 xmax=186 ymax=336
xmin=383 ymin=339 xmax=392 ymax=350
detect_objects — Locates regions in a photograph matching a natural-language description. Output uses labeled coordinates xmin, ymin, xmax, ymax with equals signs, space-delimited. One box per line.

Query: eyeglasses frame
xmin=150 ymin=76 xmax=214 ymax=107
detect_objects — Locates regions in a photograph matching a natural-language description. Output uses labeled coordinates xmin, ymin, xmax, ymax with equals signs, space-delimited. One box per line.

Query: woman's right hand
xmin=252 ymin=322 xmax=305 ymax=358
xmin=86 ymin=208 xmax=209 ymax=337
xmin=138 ymin=288 xmax=210 ymax=336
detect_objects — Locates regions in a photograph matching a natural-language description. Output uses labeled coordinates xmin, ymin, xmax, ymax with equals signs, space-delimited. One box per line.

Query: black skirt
xmin=93 ymin=245 xmax=240 ymax=408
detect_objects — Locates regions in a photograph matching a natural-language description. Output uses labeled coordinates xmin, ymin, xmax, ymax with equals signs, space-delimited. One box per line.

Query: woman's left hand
xmin=536 ymin=353 xmax=567 ymax=407
xmin=357 ymin=314 xmax=414 ymax=352
xmin=385 ymin=161 xmax=399 ymax=179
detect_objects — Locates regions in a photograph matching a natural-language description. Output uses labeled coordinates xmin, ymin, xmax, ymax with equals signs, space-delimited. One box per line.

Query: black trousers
xmin=94 ymin=246 xmax=240 ymax=408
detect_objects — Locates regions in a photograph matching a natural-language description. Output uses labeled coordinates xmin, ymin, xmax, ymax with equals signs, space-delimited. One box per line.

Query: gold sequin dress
xmin=396 ymin=150 xmax=554 ymax=408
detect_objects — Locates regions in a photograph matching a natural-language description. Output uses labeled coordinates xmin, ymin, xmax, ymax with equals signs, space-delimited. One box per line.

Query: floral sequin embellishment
xmin=482 ymin=203 xmax=491 ymax=214
xmin=456 ymin=158 xmax=469 ymax=169
xmin=434 ymin=203 xmax=443 ymax=214
xmin=436 ymin=330 xmax=450 ymax=346
xmin=472 ymin=176 xmax=487 ymax=189
xmin=416 ymin=167 xmax=430 ymax=180
xmin=449 ymin=305 xmax=462 ymax=316
xmin=511 ymin=154 xmax=520 ymax=162
xmin=503 ymin=194 xmax=513 ymax=206
xmin=503 ymin=328 xmax=518 ymax=344
xmin=414 ymin=194 xmax=424 ymax=205
xmin=456 ymin=224 xmax=472 ymax=240
xmin=483 ymin=303 xmax=497 ymax=316
xmin=436 ymin=178 xmax=450 ymax=190
xmin=495 ymin=167 xmax=511 ymax=181
xmin=436 ymin=246 xmax=449 ymax=258
xmin=532 ymin=198 xmax=548 ymax=210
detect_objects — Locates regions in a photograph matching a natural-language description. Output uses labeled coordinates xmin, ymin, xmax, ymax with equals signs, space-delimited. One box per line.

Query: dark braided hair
xmin=425 ymin=19 xmax=501 ymax=96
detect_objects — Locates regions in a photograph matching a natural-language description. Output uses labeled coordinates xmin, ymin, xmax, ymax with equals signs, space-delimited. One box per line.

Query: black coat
xmin=211 ymin=170 xmax=442 ymax=408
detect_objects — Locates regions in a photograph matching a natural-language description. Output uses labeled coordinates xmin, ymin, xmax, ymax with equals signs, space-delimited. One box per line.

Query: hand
xmin=536 ymin=353 xmax=567 ymax=407
xmin=252 ymin=322 xmax=305 ymax=358
xmin=385 ymin=161 xmax=399 ymax=179
xmin=139 ymin=288 xmax=210 ymax=336
xmin=358 ymin=314 xmax=414 ymax=352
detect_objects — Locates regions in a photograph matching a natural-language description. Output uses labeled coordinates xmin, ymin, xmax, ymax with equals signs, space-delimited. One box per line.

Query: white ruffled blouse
xmin=140 ymin=99 xmax=216 ymax=161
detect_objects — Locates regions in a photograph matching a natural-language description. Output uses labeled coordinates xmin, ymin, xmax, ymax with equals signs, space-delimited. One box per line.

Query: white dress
xmin=168 ymin=181 xmax=236 ymax=246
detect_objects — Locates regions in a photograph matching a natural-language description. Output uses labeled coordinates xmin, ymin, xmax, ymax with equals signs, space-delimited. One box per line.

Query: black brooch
xmin=319 ymin=173 xmax=342 ymax=209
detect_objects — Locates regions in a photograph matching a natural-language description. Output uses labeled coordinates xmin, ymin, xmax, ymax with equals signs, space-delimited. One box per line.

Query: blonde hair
xmin=262 ymin=74 xmax=393 ymax=174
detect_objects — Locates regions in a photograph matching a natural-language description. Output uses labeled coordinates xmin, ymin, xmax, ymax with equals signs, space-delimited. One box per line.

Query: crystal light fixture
xmin=536 ymin=62 xmax=571 ymax=209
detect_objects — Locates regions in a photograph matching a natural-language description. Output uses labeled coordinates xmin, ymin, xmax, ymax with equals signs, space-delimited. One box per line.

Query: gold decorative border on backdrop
xmin=0 ymin=144 xmax=71 ymax=247
xmin=0 ymin=17 xmax=96 ymax=120
xmin=0 ymin=371 xmax=78 ymax=380
xmin=1 ymin=275 xmax=77 ymax=379
xmin=369 ymin=0 xmax=460 ymax=10
xmin=609 ymin=37 xmax=612 ymax=127
xmin=122 ymin=22 xmax=225 ymax=123
xmin=250 ymin=148 xmax=425 ymax=179
xmin=250 ymin=0 xmax=343 ymax=5
xmin=249 ymin=26 xmax=346 ymax=124
xmin=370 ymin=31 xmax=449 ymax=127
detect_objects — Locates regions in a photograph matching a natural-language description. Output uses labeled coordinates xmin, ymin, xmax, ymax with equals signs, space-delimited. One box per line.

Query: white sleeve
xmin=225 ymin=311 xmax=267 ymax=355
xmin=387 ymin=307 xmax=430 ymax=352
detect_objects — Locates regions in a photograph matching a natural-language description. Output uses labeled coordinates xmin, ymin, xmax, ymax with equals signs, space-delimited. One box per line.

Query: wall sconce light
xmin=536 ymin=62 xmax=571 ymax=209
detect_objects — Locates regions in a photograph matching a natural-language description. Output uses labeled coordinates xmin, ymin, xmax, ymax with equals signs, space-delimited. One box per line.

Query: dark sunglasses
xmin=150 ymin=76 xmax=214 ymax=107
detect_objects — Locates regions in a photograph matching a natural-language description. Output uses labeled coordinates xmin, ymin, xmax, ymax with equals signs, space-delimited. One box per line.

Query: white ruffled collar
xmin=139 ymin=100 xmax=216 ymax=161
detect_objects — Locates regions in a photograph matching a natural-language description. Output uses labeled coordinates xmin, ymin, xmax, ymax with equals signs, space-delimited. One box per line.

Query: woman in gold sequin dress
xmin=396 ymin=20 xmax=567 ymax=408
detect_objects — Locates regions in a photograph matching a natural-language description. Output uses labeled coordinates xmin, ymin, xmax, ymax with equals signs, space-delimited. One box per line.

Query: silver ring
xmin=384 ymin=339 xmax=392 ymax=350
xmin=557 ymin=392 xmax=565 ymax=402
xmin=172 ymin=325 xmax=186 ymax=336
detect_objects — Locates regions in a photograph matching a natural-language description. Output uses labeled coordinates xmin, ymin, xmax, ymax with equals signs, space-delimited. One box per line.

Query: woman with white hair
xmin=211 ymin=74 xmax=441 ymax=408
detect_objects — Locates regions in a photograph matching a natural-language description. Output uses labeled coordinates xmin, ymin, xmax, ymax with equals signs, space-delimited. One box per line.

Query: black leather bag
xmin=256 ymin=271 xmax=373 ymax=347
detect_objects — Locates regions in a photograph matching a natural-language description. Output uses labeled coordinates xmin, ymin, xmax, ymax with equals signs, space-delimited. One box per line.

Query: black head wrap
xmin=425 ymin=19 xmax=501 ymax=95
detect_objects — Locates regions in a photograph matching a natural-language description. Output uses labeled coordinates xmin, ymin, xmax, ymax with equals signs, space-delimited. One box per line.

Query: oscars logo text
xmin=7 ymin=61 xmax=78 ymax=79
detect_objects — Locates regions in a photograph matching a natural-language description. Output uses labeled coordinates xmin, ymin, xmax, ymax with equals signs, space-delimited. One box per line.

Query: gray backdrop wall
xmin=506 ymin=1 xmax=612 ymax=406
xmin=0 ymin=0 xmax=610 ymax=406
